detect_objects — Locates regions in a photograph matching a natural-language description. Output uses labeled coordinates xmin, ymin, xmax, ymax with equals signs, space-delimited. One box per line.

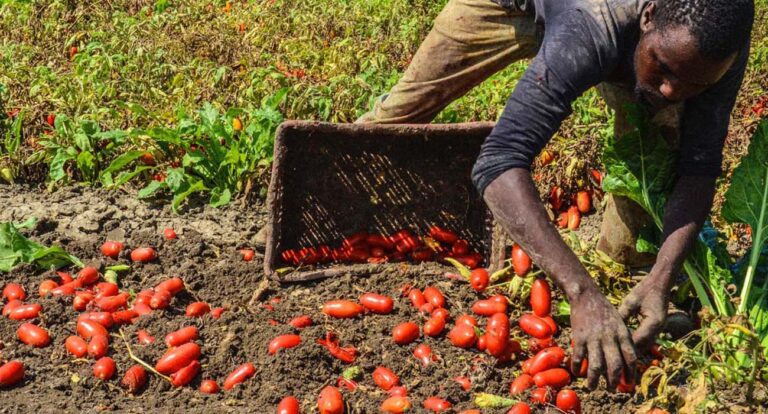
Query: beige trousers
xmin=357 ymin=0 xmax=683 ymax=267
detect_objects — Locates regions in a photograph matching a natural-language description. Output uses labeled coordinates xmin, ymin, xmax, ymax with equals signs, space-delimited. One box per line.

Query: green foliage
xmin=602 ymin=105 xmax=734 ymax=316
xmin=0 ymin=217 xmax=83 ymax=272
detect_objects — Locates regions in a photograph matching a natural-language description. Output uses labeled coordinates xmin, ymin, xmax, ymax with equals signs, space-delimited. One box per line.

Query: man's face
xmin=634 ymin=7 xmax=736 ymax=109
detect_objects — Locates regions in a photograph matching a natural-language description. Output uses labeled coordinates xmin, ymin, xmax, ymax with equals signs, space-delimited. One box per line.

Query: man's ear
xmin=640 ymin=1 xmax=656 ymax=33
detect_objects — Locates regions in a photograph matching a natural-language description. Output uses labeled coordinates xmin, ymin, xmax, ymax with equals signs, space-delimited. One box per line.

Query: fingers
xmin=603 ymin=337 xmax=625 ymax=389
xmin=618 ymin=328 xmax=638 ymax=382
xmin=618 ymin=294 xmax=640 ymax=320
xmin=632 ymin=314 xmax=664 ymax=350
xmin=586 ymin=340 xmax=605 ymax=390
xmin=571 ymin=337 xmax=588 ymax=374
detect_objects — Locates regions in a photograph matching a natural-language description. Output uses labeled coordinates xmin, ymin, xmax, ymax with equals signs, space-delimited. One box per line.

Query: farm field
xmin=0 ymin=0 xmax=767 ymax=413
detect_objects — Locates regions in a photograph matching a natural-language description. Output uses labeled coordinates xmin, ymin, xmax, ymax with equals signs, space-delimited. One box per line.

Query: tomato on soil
xmin=373 ymin=366 xmax=400 ymax=391
xmin=171 ymin=360 xmax=201 ymax=387
xmin=507 ymin=402 xmax=532 ymax=414
xmin=530 ymin=278 xmax=551 ymax=317
xmin=121 ymin=365 xmax=147 ymax=394
xmin=413 ymin=343 xmax=435 ymax=366
xmin=448 ymin=323 xmax=477 ymax=348
xmin=164 ymin=228 xmax=177 ymax=239
xmin=510 ymin=373 xmax=535 ymax=395
xmin=317 ymin=385 xmax=343 ymax=414
xmin=359 ymin=293 xmax=394 ymax=314
xmin=423 ymin=396 xmax=451 ymax=412
xmin=519 ymin=314 xmax=553 ymax=339
xmin=556 ymin=389 xmax=581 ymax=414
xmin=93 ymin=357 xmax=116 ymax=380
xmin=185 ymin=302 xmax=211 ymax=317
xmin=512 ymin=244 xmax=532 ymax=276
xmin=17 ymin=323 xmax=50 ymax=347
xmin=3 ymin=283 xmax=25 ymax=301
xmin=392 ymin=322 xmax=420 ymax=345
xmin=156 ymin=343 xmax=201 ymax=375
xmin=200 ymin=380 xmax=220 ymax=394
xmin=131 ymin=247 xmax=156 ymax=262
xmin=0 ymin=361 xmax=24 ymax=388
xmin=165 ymin=326 xmax=199 ymax=347
xmin=268 ymin=334 xmax=302 ymax=354
xmin=223 ymin=362 xmax=256 ymax=390
xmin=533 ymin=368 xmax=571 ymax=389
xmin=381 ymin=396 xmax=411 ymax=413
xmin=66 ymin=336 xmax=88 ymax=357
xmin=469 ymin=268 xmax=489 ymax=291
xmin=100 ymin=241 xmax=124 ymax=259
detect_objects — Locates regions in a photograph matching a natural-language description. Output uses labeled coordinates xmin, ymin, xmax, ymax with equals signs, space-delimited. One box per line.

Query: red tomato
xmin=323 ymin=300 xmax=365 ymax=318
xmin=541 ymin=316 xmax=557 ymax=335
xmin=381 ymin=396 xmax=411 ymax=413
xmin=527 ymin=347 xmax=566 ymax=375
xmin=2 ymin=299 xmax=21 ymax=317
xmin=50 ymin=281 xmax=77 ymax=296
xmin=17 ymin=323 xmax=50 ymax=347
xmin=121 ymin=365 xmax=147 ymax=394
xmin=288 ymin=315 xmax=313 ymax=329
xmin=423 ymin=315 xmax=446 ymax=337
xmin=276 ymin=396 xmax=300 ymax=413
xmin=240 ymin=249 xmax=255 ymax=262
xmin=469 ymin=268 xmax=489 ymax=291
xmin=452 ymin=239 xmax=470 ymax=255
xmin=576 ymin=191 xmax=591 ymax=213
xmin=510 ymin=373 xmax=536 ymax=395
xmin=392 ymin=322 xmax=420 ymax=345
xmin=165 ymin=326 xmax=198 ymax=347
xmin=46 ymin=113 xmax=56 ymax=126
xmin=557 ymin=212 xmax=569 ymax=228
xmin=413 ymin=344 xmax=434 ymax=366
xmin=211 ymin=307 xmax=226 ymax=318
xmin=8 ymin=303 xmax=42 ymax=320
xmin=155 ymin=343 xmax=202 ymax=375
xmin=95 ymin=282 xmax=119 ymax=298
xmin=476 ymin=333 xmax=488 ymax=351
xmin=78 ymin=312 xmax=115 ymax=329
xmin=429 ymin=226 xmax=458 ymax=244
xmin=87 ymin=334 xmax=109 ymax=358
xmin=423 ymin=396 xmax=452 ymax=412
xmin=408 ymin=289 xmax=427 ymax=308
xmin=511 ymin=244 xmax=532 ymax=276
xmin=471 ymin=298 xmax=507 ymax=316
xmin=448 ymin=323 xmax=477 ymax=348
xmin=200 ymin=379 xmax=220 ymax=394
xmin=38 ymin=279 xmax=58 ymax=297
xmin=76 ymin=266 xmax=100 ymax=286
xmin=130 ymin=247 xmax=156 ymax=262
xmin=65 ymin=335 xmax=88 ymax=358
xmin=530 ymin=278 xmax=551 ymax=317
xmin=155 ymin=277 xmax=185 ymax=296
xmin=373 ymin=366 xmax=400 ymax=391
xmin=616 ymin=370 xmax=636 ymax=393
xmin=171 ymin=360 xmax=201 ymax=387
xmin=567 ymin=207 xmax=581 ymax=230
xmin=0 ymin=361 xmax=24 ymax=388
xmin=137 ymin=330 xmax=155 ymax=345
xmin=556 ymin=389 xmax=581 ymax=414
xmin=150 ymin=289 xmax=172 ymax=309
xmin=73 ymin=291 xmax=94 ymax=311
xmin=100 ymin=241 xmax=124 ymax=259
xmin=112 ymin=309 xmax=139 ymax=325
xmin=366 ymin=234 xmax=395 ymax=250
xmin=533 ymin=368 xmax=571 ymax=389
xmin=93 ymin=357 xmax=116 ymax=380
xmin=530 ymin=387 xmax=552 ymax=404
xmin=3 ymin=283 xmax=25 ymax=301
xmin=423 ymin=287 xmax=445 ymax=308
xmin=455 ymin=315 xmax=477 ymax=326
xmin=359 ymin=293 xmax=394 ymax=314
xmin=486 ymin=313 xmax=510 ymax=358
xmin=519 ymin=314 xmax=553 ymax=339
xmin=507 ymin=402 xmax=532 ymax=414
xmin=529 ymin=336 xmax=556 ymax=354
xmin=317 ymin=385 xmax=343 ymax=414
xmin=432 ymin=307 xmax=449 ymax=321
xmin=163 ymin=228 xmax=177 ymax=240
xmin=223 ymin=362 xmax=256 ymax=390
xmin=185 ymin=302 xmax=211 ymax=317
xmin=95 ymin=292 xmax=129 ymax=312
xmin=268 ymin=334 xmax=301 ymax=355
xmin=454 ymin=376 xmax=471 ymax=391
xmin=389 ymin=386 xmax=408 ymax=397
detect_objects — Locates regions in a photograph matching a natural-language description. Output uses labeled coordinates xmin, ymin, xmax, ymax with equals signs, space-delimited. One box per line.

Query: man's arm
xmin=484 ymin=169 xmax=637 ymax=389
xmin=619 ymin=175 xmax=716 ymax=348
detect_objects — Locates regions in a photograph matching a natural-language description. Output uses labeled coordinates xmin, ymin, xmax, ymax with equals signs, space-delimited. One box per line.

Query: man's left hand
xmin=618 ymin=271 xmax=672 ymax=351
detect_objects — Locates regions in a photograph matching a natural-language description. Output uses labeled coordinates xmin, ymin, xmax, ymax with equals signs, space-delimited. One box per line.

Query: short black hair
xmin=654 ymin=0 xmax=755 ymax=60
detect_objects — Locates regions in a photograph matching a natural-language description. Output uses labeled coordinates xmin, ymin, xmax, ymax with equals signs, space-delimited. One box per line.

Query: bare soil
xmin=0 ymin=184 xmax=696 ymax=413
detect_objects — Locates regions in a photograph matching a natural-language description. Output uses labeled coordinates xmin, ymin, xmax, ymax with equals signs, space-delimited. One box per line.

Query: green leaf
xmin=76 ymin=151 xmax=96 ymax=182
xmin=0 ymin=220 xmax=82 ymax=272
xmin=101 ymin=150 xmax=146 ymax=175
xmin=137 ymin=180 xmax=166 ymax=199
xmin=209 ymin=187 xmax=231 ymax=207
xmin=164 ymin=168 xmax=187 ymax=192
xmin=110 ymin=166 xmax=152 ymax=188
xmin=49 ymin=149 xmax=73 ymax=183
xmin=722 ymin=120 xmax=768 ymax=314
xmin=171 ymin=179 xmax=207 ymax=213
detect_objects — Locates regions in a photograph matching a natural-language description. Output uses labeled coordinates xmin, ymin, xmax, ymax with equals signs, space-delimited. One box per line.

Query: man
xmin=356 ymin=0 xmax=755 ymax=390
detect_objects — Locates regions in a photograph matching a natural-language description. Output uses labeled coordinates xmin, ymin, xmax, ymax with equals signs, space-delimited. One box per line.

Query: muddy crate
xmin=264 ymin=121 xmax=509 ymax=282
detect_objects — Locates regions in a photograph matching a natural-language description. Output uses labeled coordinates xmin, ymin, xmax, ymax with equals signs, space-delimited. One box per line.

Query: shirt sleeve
xmin=472 ymin=9 xmax=615 ymax=195
xmin=676 ymin=43 xmax=749 ymax=177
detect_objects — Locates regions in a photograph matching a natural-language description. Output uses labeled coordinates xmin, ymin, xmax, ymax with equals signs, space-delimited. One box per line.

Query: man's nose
xmin=659 ymin=80 xmax=683 ymax=102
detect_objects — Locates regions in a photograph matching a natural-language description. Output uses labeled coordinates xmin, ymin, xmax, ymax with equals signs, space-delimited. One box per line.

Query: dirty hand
xmin=618 ymin=271 xmax=671 ymax=351
xmin=570 ymin=285 xmax=637 ymax=390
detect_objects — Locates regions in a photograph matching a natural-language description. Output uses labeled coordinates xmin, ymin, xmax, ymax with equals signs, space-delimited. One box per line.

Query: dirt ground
xmin=0 ymin=184 xmax=701 ymax=413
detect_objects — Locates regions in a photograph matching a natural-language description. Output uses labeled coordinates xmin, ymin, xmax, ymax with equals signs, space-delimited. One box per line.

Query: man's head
xmin=634 ymin=0 xmax=754 ymax=109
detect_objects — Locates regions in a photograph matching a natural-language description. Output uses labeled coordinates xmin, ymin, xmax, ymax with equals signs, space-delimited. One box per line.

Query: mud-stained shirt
xmin=472 ymin=0 xmax=750 ymax=195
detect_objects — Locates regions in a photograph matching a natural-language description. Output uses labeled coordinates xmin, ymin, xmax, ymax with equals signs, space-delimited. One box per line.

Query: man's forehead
xmin=654 ymin=26 xmax=735 ymax=86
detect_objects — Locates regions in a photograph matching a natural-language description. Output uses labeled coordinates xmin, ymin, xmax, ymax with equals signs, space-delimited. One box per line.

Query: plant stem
xmin=117 ymin=329 xmax=171 ymax=382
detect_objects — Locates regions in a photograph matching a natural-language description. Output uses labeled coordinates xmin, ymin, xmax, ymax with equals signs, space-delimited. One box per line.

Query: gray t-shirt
xmin=473 ymin=0 xmax=749 ymax=194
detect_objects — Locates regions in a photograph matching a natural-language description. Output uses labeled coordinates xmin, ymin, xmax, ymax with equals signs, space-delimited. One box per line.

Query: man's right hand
xmin=569 ymin=285 xmax=638 ymax=390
